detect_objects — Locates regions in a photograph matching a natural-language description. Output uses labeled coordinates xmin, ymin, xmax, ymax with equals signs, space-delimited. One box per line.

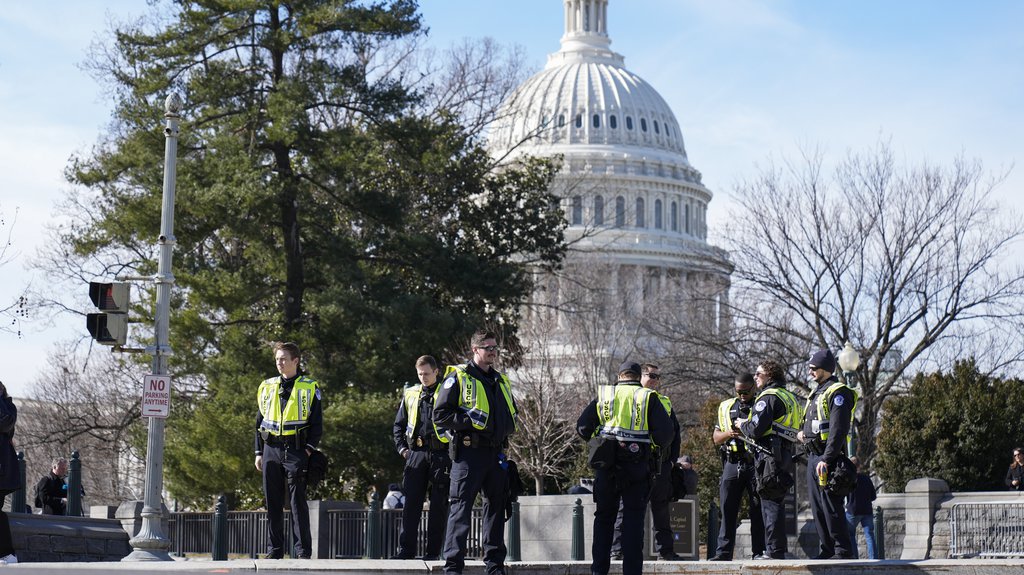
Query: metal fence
xmin=168 ymin=506 xmax=481 ymax=559
xmin=950 ymin=502 xmax=1024 ymax=558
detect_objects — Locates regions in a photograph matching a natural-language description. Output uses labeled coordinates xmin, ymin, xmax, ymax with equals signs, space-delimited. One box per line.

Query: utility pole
xmin=123 ymin=93 xmax=181 ymax=561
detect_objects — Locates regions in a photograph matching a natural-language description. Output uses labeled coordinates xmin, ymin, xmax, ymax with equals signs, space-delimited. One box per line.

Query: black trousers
xmin=443 ymin=445 xmax=507 ymax=574
xmin=592 ymin=461 xmax=649 ymax=575
xmin=0 ymin=490 xmax=14 ymax=557
xmin=262 ymin=443 xmax=311 ymax=558
xmin=806 ymin=452 xmax=853 ymax=557
xmin=399 ymin=448 xmax=451 ymax=557
xmin=754 ymin=447 xmax=793 ymax=559
xmin=611 ymin=459 xmax=673 ymax=557
xmin=716 ymin=460 xmax=764 ymax=558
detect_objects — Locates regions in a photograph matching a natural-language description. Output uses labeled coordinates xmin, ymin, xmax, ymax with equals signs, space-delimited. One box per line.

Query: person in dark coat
xmin=844 ymin=457 xmax=878 ymax=559
xmin=1006 ymin=447 xmax=1024 ymax=491
xmin=35 ymin=457 xmax=69 ymax=515
xmin=0 ymin=381 xmax=20 ymax=564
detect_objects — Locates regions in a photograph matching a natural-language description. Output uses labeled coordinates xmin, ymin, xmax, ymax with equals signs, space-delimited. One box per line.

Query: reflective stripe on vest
xmin=596 ymin=384 xmax=654 ymax=443
xmin=444 ymin=365 xmax=517 ymax=432
xmin=805 ymin=381 xmax=859 ymax=442
xmin=258 ymin=376 xmax=318 ymax=436
xmin=717 ymin=397 xmax=740 ymax=453
xmin=757 ymin=386 xmax=803 ymax=434
xmin=403 ymin=386 xmax=448 ymax=443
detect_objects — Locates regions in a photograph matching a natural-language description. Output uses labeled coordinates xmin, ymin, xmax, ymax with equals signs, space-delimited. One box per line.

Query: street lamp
xmin=836 ymin=341 xmax=861 ymax=458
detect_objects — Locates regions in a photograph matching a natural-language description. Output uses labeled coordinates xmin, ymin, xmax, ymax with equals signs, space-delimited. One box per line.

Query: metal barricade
xmin=950 ymin=502 xmax=1024 ymax=558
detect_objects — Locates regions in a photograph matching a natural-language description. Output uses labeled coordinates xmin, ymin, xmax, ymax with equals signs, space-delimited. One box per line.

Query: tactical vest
xmin=805 ymin=381 xmax=858 ymax=442
xmin=596 ymin=384 xmax=656 ymax=444
xmin=403 ymin=385 xmax=448 ymax=443
xmin=756 ymin=386 xmax=803 ymax=435
xmin=444 ymin=365 xmax=517 ymax=432
xmin=657 ymin=393 xmax=672 ymax=416
xmin=257 ymin=376 xmax=318 ymax=437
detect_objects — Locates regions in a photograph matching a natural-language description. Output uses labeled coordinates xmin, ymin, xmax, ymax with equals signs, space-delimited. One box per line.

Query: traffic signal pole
xmin=123 ymin=93 xmax=181 ymax=561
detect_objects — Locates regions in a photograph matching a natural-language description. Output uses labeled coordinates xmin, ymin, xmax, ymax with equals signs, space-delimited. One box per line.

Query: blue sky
xmin=1 ymin=0 xmax=1021 ymax=397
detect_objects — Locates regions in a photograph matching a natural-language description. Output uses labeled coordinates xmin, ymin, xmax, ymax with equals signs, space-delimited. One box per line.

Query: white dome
xmin=489 ymin=0 xmax=699 ymax=183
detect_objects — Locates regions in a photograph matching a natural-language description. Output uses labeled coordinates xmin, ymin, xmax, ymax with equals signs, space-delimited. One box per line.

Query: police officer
xmin=737 ymin=359 xmax=801 ymax=560
xmin=392 ymin=355 xmax=450 ymax=560
xmin=610 ymin=363 xmax=681 ymax=561
xmin=577 ymin=361 xmax=673 ymax=575
xmin=798 ymin=349 xmax=856 ymax=559
xmin=433 ymin=330 xmax=517 ymax=575
xmin=254 ymin=341 xmax=323 ymax=559
xmin=709 ymin=373 xmax=766 ymax=561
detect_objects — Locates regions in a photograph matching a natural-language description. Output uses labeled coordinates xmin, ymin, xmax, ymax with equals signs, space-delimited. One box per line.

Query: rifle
xmin=733 ymin=433 xmax=772 ymax=456
xmin=771 ymin=422 xmax=801 ymax=444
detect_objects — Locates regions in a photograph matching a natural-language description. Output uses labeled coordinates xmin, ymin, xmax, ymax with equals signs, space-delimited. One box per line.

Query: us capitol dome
xmin=489 ymin=0 xmax=732 ymax=366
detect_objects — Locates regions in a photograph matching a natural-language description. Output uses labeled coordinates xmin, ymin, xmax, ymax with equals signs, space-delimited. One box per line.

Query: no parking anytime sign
xmin=142 ymin=374 xmax=171 ymax=418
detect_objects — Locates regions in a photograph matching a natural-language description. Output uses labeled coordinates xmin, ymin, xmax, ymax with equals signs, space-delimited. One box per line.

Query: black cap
xmin=618 ymin=361 xmax=642 ymax=376
xmin=388 ymin=483 xmax=401 ymax=491
xmin=808 ymin=349 xmax=836 ymax=373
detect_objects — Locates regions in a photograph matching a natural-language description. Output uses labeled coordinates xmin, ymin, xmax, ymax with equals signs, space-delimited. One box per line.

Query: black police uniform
xmin=34 ymin=471 xmax=68 ymax=515
xmin=611 ymin=394 xmax=681 ymax=559
xmin=577 ymin=379 xmax=673 ymax=575
xmin=392 ymin=382 xmax=451 ymax=559
xmin=803 ymin=376 xmax=855 ymax=559
xmin=713 ymin=397 xmax=765 ymax=560
xmin=738 ymin=380 xmax=795 ymax=559
xmin=433 ymin=360 xmax=516 ymax=575
xmin=254 ymin=374 xmax=323 ymax=559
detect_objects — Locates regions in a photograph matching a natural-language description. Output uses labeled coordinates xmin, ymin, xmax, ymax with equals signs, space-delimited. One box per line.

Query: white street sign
xmin=142 ymin=374 xmax=171 ymax=418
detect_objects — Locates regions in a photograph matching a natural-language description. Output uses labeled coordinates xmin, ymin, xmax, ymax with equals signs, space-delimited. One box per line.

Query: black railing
xmin=169 ymin=510 xmax=290 ymax=558
xmin=326 ymin=507 xmax=481 ymax=559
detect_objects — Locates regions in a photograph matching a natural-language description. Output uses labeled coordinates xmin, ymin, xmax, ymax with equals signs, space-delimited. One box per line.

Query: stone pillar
xmin=900 ymin=478 xmax=949 ymax=559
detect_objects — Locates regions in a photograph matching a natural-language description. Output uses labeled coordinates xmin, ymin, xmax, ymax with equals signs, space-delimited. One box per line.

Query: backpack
xmin=755 ymin=455 xmax=794 ymax=500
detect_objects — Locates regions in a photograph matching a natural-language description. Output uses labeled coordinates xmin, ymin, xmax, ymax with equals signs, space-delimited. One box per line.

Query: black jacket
xmin=35 ymin=472 xmax=67 ymax=515
xmin=0 ymin=394 xmax=18 ymax=493
xmin=1007 ymin=465 xmax=1024 ymax=491
xmin=433 ymin=361 xmax=516 ymax=444
xmin=393 ymin=383 xmax=442 ymax=454
xmin=802 ymin=376 xmax=855 ymax=466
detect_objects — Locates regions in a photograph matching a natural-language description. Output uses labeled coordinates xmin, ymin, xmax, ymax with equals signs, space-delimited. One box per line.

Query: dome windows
xmin=626 ymin=116 xmax=634 ymax=130
xmin=641 ymin=118 xmax=648 ymax=132
xmin=571 ymin=196 xmax=583 ymax=225
xmin=654 ymin=199 xmax=663 ymax=230
xmin=635 ymin=197 xmax=645 ymax=228
xmin=671 ymin=201 xmax=678 ymax=231
xmin=575 ymin=114 xmax=582 ymax=128
xmin=654 ymin=120 xmax=660 ymax=134
xmin=592 ymin=114 xmax=600 ymax=128
xmin=557 ymin=114 xmax=565 ymax=127
xmin=615 ymin=196 xmax=626 ymax=228
xmin=609 ymin=115 xmax=617 ymax=129
xmin=594 ymin=195 xmax=605 ymax=225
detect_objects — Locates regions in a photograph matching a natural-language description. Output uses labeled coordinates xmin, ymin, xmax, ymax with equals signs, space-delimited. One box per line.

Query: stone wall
xmin=10 ymin=512 xmax=130 ymax=562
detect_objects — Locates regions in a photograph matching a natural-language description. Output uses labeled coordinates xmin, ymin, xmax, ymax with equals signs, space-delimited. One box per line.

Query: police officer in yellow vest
xmin=433 ymin=330 xmax=517 ymax=575
xmin=576 ymin=361 xmax=673 ymax=575
xmin=709 ymin=372 xmax=766 ymax=561
xmin=392 ymin=355 xmax=450 ymax=560
xmin=797 ymin=349 xmax=857 ymax=559
xmin=737 ymin=359 xmax=801 ymax=559
xmin=254 ymin=342 xmax=323 ymax=559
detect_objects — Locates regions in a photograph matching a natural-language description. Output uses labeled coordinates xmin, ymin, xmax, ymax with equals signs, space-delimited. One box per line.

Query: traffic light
xmin=87 ymin=282 xmax=129 ymax=345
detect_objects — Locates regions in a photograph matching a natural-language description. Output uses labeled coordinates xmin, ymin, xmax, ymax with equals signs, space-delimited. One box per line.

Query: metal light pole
xmin=124 ymin=93 xmax=181 ymax=561
xmin=837 ymin=341 xmax=861 ymax=458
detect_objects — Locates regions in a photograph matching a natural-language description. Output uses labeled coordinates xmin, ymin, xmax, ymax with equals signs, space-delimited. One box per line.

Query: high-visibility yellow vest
xmin=403 ymin=385 xmax=448 ymax=443
xmin=257 ymin=376 xmax=319 ymax=437
xmin=805 ymin=381 xmax=858 ymax=442
xmin=717 ymin=397 xmax=741 ymax=453
xmin=596 ymin=384 xmax=656 ymax=443
xmin=657 ymin=393 xmax=672 ymax=416
xmin=756 ymin=386 xmax=803 ymax=435
xmin=444 ymin=365 xmax=517 ymax=432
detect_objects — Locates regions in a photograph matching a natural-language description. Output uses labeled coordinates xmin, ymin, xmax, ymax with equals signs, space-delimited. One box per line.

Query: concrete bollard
xmin=571 ymin=498 xmax=584 ymax=560
xmin=874 ymin=505 xmax=885 ymax=560
xmin=212 ymin=495 xmax=228 ymax=560
xmin=365 ymin=490 xmax=381 ymax=559
xmin=507 ymin=500 xmax=521 ymax=561
xmin=67 ymin=450 xmax=83 ymax=516
xmin=11 ymin=452 xmax=25 ymax=513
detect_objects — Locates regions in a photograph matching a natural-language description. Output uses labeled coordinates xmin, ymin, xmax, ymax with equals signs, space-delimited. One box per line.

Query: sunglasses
xmin=646 ymin=373 xmax=661 ymax=380
xmin=736 ymin=387 xmax=754 ymax=396
xmin=477 ymin=345 xmax=499 ymax=352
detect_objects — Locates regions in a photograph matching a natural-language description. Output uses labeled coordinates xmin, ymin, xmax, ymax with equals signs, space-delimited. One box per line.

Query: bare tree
xmin=0 ymin=204 xmax=29 ymax=337
xmin=721 ymin=141 xmax=1024 ymax=465
xmin=18 ymin=342 xmax=146 ymax=506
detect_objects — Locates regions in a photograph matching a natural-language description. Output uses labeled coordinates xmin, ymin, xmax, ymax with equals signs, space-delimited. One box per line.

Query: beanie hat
xmin=808 ymin=349 xmax=836 ymax=373
xmin=617 ymin=361 xmax=642 ymax=377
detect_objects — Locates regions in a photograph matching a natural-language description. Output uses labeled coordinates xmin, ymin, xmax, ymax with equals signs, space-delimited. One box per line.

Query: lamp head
xmin=838 ymin=341 xmax=861 ymax=373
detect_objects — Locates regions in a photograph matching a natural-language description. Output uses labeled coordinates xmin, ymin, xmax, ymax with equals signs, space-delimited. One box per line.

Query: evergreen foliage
xmin=59 ymin=0 xmax=566 ymax=506
xmin=874 ymin=360 xmax=1024 ymax=493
